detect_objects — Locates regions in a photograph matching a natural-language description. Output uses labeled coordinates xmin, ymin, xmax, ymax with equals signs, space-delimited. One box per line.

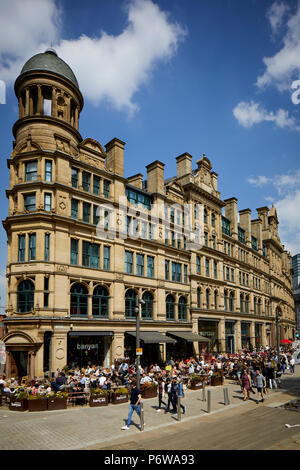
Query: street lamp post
xmin=135 ymin=295 xmax=145 ymax=389
xmin=275 ymin=308 xmax=282 ymax=368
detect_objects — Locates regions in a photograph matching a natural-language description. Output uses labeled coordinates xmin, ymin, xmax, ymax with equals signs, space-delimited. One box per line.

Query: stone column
xmin=18 ymin=96 xmax=24 ymax=119
xmin=37 ymin=84 xmax=43 ymax=115
xmin=88 ymin=281 xmax=93 ymax=319
xmin=235 ymin=321 xmax=242 ymax=352
xmin=175 ymin=293 xmax=179 ymax=322
xmin=5 ymin=351 xmax=11 ymax=378
xmin=250 ymin=322 xmax=255 ymax=349
xmin=51 ymin=87 xmax=57 ymax=118
xmin=29 ymin=351 xmax=35 ymax=380
xmin=218 ymin=317 xmax=226 ymax=352
xmin=25 ymin=88 xmax=30 ymax=115
xmin=50 ymin=331 xmax=68 ymax=374
xmin=192 ymin=317 xmax=199 ymax=358
xmin=112 ymin=331 xmax=124 ymax=364
xmin=75 ymin=106 xmax=79 ymax=130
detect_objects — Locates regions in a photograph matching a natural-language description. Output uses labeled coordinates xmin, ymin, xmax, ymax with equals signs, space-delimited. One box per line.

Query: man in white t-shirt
xmin=98 ymin=374 xmax=107 ymax=387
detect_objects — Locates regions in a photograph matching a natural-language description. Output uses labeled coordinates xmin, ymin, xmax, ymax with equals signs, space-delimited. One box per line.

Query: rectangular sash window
xmin=18 ymin=234 xmax=25 ymax=262
xmin=29 ymin=233 xmax=36 ymax=261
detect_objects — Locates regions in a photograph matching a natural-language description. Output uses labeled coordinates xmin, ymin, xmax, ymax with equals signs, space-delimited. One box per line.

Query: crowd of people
xmin=0 ymin=345 xmax=298 ymax=406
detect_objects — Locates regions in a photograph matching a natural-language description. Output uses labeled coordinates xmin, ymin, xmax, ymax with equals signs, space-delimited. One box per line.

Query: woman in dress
xmin=241 ymin=368 xmax=252 ymax=401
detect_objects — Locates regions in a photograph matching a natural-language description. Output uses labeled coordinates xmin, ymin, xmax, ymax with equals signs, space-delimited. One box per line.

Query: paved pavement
xmin=1 ymin=369 xmax=300 ymax=450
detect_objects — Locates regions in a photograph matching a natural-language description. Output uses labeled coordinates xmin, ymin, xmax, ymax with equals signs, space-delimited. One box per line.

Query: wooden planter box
xmin=89 ymin=394 xmax=109 ymax=407
xmin=9 ymin=397 xmax=28 ymax=411
xmin=210 ymin=376 xmax=223 ymax=386
xmin=141 ymin=385 xmax=157 ymax=399
xmin=47 ymin=397 xmax=67 ymax=411
xmin=190 ymin=379 xmax=205 ymax=390
xmin=28 ymin=398 xmax=47 ymax=412
xmin=111 ymin=393 xmax=128 ymax=404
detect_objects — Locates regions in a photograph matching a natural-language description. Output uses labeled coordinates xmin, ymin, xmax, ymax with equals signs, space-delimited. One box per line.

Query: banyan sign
xmin=0 ymin=341 xmax=6 ymax=364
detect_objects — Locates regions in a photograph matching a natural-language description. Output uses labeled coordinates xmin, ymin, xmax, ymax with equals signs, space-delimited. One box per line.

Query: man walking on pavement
xmin=171 ymin=376 xmax=186 ymax=415
xmin=254 ymin=369 xmax=266 ymax=404
xmin=121 ymin=380 xmax=143 ymax=430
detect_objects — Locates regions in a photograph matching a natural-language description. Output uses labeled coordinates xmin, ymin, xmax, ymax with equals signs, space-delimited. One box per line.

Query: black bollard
xmin=207 ymin=389 xmax=211 ymax=413
xmin=177 ymin=396 xmax=181 ymax=421
xmin=140 ymin=402 xmax=144 ymax=431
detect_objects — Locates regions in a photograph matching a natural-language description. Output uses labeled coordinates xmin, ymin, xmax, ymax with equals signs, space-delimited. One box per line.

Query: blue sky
xmin=0 ymin=0 xmax=300 ymax=311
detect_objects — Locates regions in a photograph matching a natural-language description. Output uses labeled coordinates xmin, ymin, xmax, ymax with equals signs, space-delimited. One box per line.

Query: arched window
xmin=166 ymin=294 xmax=175 ymax=320
xmin=245 ymin=295 xmax=249 ymax=313
xmin=70 ymin=283 xmax=88 ymax=316
xmin=254 ymin=296 xmax=257 ymax=314
xmin=197 ymin=288 xmax=201 ymax=308
xmin=141 ymin=291 xmax=153 ymax=319
xmin=229 ymin=292 xmax=234 ymax=312
xmin=178 ymin=296 xmax=187 ymax=321
xmin=125 ymin=289 xmax=136 ymax=318
xmin=257 ymin=298 xmax=261 ymax=315
xmin=214 ymin=290 xmax=218 ymax=309
xmin=240 ymin=294 xmax=244 ymax=313
xmin=206 ymin=289 xmax=210 ymax=309
xmin=17 ymin=280 xmax=34 ymax=312
xmin=92 ymin=286 xmax=109 ymax=317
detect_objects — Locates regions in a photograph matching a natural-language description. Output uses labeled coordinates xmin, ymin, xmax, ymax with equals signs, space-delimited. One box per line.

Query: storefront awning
xmin=126 ymin=331 xmax=177 ymax=344
xmin=69 ymin=331 xmax=114 ymax=337
xmin=167 ymin=331 xmax=210 ymax=342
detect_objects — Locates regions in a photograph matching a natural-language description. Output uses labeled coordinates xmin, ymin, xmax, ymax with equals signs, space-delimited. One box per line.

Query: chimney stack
xmin=146 ymin=160 xmax=165 ymax=194
xmin=105 ymin=137 xmax=125 ymax=176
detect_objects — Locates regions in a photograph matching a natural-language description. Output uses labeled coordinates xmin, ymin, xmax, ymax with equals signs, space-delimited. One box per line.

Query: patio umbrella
xmin=280 ymin=339 xmax=293 ymax=344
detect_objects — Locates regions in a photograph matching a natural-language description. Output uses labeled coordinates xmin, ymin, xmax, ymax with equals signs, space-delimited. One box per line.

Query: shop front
xmin=125 ymin=331 xmax=176 ymax=367
xmin=67 ymin=331 xmax=113 ymax=369
xmin=255 ymin=323 xmax=262 ymax=348
xmin=241 ymin=322 xmax=251 ymax=349
xmin=2 ymin=330 xmax=42 ymax=380
xmin=166 ymin=330 xmax=210 ymax=360
xmin=225 ymin=321 xmax=235 ymax=354
xmin=198 ymin=319 xmax=219 ymax=354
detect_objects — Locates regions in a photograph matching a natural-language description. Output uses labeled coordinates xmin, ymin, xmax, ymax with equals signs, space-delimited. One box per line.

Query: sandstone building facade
xmin=1 ymin=50 xmax=295 ymax=378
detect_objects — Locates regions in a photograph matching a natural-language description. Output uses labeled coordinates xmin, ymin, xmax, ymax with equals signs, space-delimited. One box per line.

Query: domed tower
xmin=13 ymin=48 xmax=83 ymax=154
xmin=2 ymin=50 xmax=86 ymax=379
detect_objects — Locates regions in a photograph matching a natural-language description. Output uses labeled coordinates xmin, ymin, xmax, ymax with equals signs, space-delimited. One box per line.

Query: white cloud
xmin=247 ymin=175 xmax=271 ymax=186
xmin=266 ymin=1 xmax=289 ymax=34
xmin=233 ymin=100 xmax=295 ymax=128
xmin=248 ymin=169 xmax=300 ymax=254
xmin=257 ymin=1 xmax=300 ymax=90
xmin=0 ymin=0 xmax=61 ymax=84
xmin=0 ymin=0 xmax=186 ymax=116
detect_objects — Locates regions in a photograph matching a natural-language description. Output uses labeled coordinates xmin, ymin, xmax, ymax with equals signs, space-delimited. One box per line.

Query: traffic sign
xmin=136 ymin=348 xmax=143 ymax=355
